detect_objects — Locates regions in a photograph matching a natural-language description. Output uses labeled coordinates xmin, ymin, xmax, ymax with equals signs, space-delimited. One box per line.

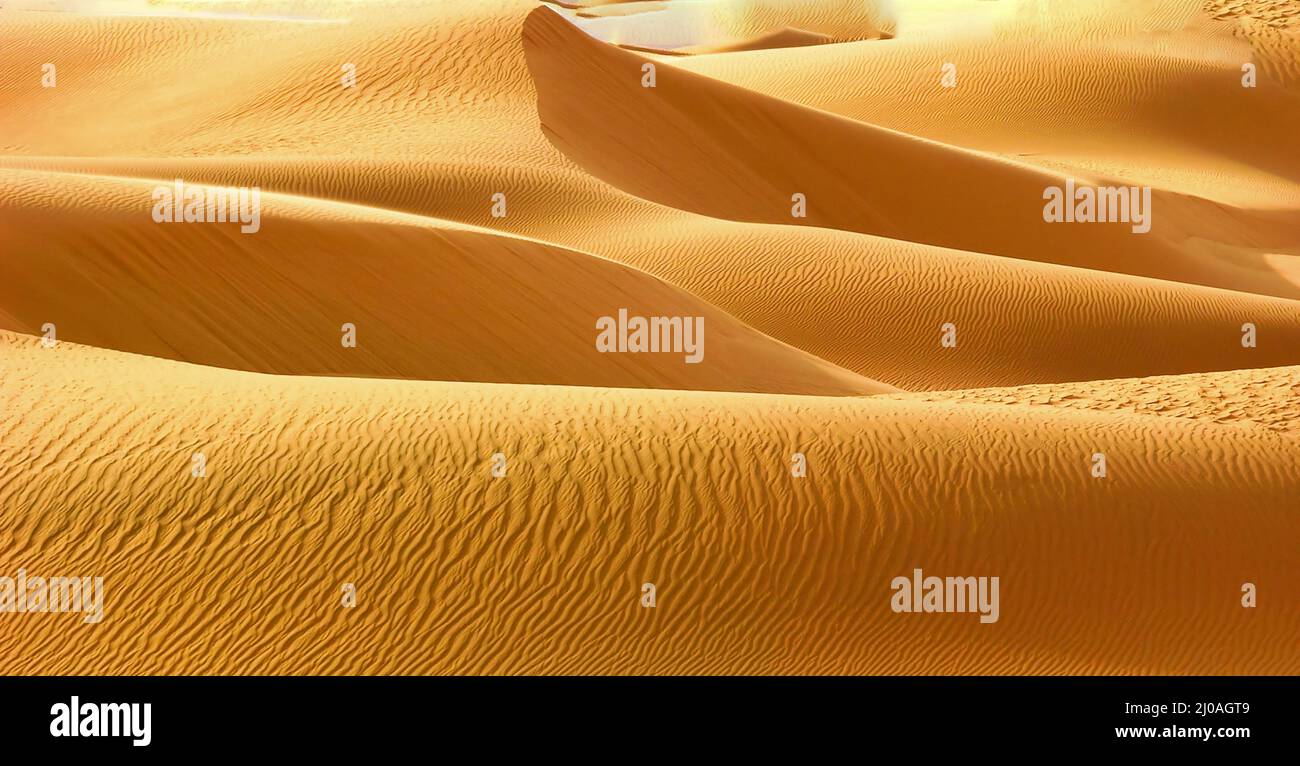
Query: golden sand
xmin=1 ymin=0 xmax=1298 ymax=674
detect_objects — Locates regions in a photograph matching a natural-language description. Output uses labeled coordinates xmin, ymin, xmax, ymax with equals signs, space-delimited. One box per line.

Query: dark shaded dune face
xmin=0 ymin=170 xmax=888 ymax=395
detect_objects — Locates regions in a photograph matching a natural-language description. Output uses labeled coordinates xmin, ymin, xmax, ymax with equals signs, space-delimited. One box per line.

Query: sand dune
xmin=7 ymin=155 xmax=1300 ymax=391
xmin=3 ymin=332 xmax=1298 ymax=675
xmin=0 ymin=167 xmax=885 ymax=394
xmin=3 ymin=0 xmax=1300 ymax=678
xmin=6 ymin=1 xmax=1300 ymax=390
xmin=674 ymin=1 xmax=1300 ymax=206
xmin=523 ymin=5 xmax=1300 ymax=299
xmin=592 ymin=222 xmax=1300 ymax=390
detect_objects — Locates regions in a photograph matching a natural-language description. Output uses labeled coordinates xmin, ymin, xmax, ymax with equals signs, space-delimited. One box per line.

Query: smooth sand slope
xmin=0 ymin=167 xmax=885 ymax=395
xmin=3 ymin=333 xmax=1298 ymax=675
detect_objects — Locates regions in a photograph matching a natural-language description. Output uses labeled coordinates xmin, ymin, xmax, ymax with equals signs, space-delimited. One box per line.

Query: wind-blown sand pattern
xmin=1 ymin=0 xmax=1298 ymax=675
xmin=4 ymin=333 xmax=1298 ymax=674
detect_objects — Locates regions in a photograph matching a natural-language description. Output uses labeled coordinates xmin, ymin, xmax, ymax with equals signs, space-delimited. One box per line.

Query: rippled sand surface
xmin=2 ymin=0 xmax=1298 ymax=674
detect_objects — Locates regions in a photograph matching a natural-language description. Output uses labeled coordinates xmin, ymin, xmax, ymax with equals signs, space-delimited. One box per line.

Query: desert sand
xmin=1 ymin=0 xmax=1298 ymax=674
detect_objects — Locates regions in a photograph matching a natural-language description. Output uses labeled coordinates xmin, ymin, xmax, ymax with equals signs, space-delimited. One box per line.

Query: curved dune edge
xmin=0 ymin=168 xmax=889 ymax=395
xmin=591 ymin=219 xmax=1300 ymax=391
xmin=2 ymin=332 xmax=1298 ymax=675
xmin=523 ymin=5 xmax=1300 ymax=300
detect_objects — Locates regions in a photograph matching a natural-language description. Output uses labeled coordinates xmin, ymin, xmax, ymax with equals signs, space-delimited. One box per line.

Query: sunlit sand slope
xmin=2 ymin=333 xmax=1297 ymax=675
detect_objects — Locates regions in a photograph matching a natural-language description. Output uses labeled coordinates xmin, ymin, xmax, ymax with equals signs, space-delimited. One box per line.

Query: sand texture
xmin=1 ymin=0 xmax=1297 ymax=674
